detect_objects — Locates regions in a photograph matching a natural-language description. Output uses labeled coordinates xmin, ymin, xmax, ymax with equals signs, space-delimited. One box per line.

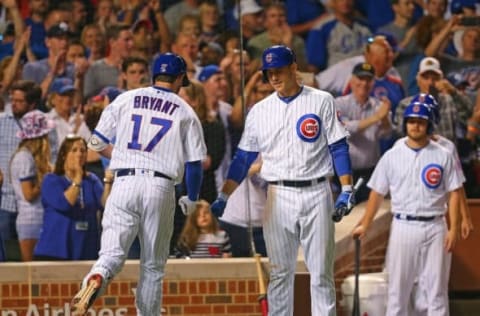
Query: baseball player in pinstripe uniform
xmin=211 ymin=45 xmax=355 ymax=316
xmin=353 ymin=100 xmax=464 ymax=315
xmin=71 ymin=53 xmax=207 ymax=315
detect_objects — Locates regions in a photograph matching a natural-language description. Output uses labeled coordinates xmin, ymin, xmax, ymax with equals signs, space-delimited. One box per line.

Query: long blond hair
xmin=177 ymin=200 xmax=218 ymax=251
xmin=11 ymin=135 xmax=51 ymax=185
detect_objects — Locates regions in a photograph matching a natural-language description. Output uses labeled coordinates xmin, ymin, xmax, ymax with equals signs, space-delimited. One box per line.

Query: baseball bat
xmin=254 ymin=254 xmax=268 ymax=316
xmin=352 ymin=237 xmax=361 ymax=316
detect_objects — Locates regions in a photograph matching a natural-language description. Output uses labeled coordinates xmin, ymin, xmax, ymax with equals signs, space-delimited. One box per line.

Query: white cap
xmin=233 ymin=0 xmax=263 ymax=20
xmin=418 ymin=57 xmax=443 ymax=76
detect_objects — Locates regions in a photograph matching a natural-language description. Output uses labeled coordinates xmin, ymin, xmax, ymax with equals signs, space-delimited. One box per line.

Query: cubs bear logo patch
xmin=296 ymin=114 xmax=321 ymax=142
xmin=421 ymin=164 xmax=443 ymax=189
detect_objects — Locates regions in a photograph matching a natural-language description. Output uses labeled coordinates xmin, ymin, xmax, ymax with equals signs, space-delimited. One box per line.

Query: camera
xmin=460 ymin=16 xmax=480 ymax=26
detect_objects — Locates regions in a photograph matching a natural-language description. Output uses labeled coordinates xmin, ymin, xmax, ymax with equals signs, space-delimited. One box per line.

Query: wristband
xmin=341 ymin=185 xmax=352 ymax=192
xmin=218 ymin=192 xmax=229 ymax=202
xmin=103 ymin=178 xmax=113 ymax=184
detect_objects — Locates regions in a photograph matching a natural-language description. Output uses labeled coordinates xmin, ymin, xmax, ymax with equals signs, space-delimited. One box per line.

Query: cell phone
xmin=429 ymin=85 xmax=440 ymax=102
xmin=460 ymin=16 xmax=480 ymax=26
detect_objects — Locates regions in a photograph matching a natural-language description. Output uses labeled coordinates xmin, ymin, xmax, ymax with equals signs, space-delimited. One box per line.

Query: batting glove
xmin=178 ymin=196 xmax=197 ymax=216
xmin=333 ymin=190 xmax=356 ymax=222
xmin=211 ymin=192 xmax=228 ymax=218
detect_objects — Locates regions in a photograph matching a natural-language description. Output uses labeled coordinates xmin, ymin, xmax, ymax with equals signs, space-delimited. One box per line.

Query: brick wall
xmin=0 ymin=204 xmax=393 ymax=316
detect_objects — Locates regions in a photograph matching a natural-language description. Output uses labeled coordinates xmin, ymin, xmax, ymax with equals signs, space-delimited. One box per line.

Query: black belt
xmin=269 ymin=177 xmax=326 ymax=188
xmin=394 ymin=214 xmax=441 ymax=222
xmin=116 ymin=168 xmax=172 ymax=180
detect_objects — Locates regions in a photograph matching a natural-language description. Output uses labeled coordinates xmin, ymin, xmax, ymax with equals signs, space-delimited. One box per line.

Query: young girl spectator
xmin=176 ymin=200 xmax=231 ymax=258
xmin=10 ymin=110 xmax=53 ymax=261
xmin=34 ymin=136 xmax=112 ymax=260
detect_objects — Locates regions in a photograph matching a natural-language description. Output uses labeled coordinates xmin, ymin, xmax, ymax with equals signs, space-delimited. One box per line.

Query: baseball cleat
xmin=71 ymin=274 xmax=103 ymax=315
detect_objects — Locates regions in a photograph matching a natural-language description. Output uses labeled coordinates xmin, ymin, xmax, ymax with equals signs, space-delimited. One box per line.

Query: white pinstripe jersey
xmin=394 ymin=135 xmax=466 ymax=183
xmin=368 ymin=140 xmax=464 ymax=216
xmin=93 ymin=86 xmax=207 ymax=183
xmin=238 ymin=86 xmax=348 ymax=181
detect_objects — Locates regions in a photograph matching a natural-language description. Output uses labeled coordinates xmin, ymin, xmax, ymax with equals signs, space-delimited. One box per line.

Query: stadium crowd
xmin=0 ymin=0 xmax=479 ymax=262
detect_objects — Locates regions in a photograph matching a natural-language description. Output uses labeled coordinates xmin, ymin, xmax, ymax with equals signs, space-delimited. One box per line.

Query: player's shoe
xmin=71 ymin=274 xmax=103 ymax=315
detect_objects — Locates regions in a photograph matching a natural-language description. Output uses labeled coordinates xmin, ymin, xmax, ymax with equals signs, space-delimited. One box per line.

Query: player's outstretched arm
xmin=352 ymin=190 xmax=384 ymax=240
xmin=179 ymin=161 xmax=203 ymax=215
xmin=211 ymin=149 xmax=259 ymax=217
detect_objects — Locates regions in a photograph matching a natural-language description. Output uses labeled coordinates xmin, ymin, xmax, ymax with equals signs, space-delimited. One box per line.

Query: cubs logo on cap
xmin=413 ymin=104 xmax=420 ymax=113
xmin=296 ymin=114 xmax=321 ymax=142
xmin=421 ymin=164 xmax=443 ymax=189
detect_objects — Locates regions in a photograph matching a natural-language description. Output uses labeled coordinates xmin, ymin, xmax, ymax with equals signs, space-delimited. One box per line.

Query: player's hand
xmin=444 ymin=229 xmax=459 ymax=252
xmin=178 ymin=196 xmax=196 ymax=216
xmin=461 ymin=218 xmax=474 ymax=240
xmin=211 ymin=196 xmax=227 ymax=218
xmin=351 ymin=224 xmax=366 ymax=240
xmin=333 ymin=190 xmax=356 ymax=222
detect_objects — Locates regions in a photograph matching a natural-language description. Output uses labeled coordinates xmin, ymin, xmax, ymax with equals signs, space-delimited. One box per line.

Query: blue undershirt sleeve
xmin=185 ymin=161 xmax=203 ymax=201
xmin=227 ymin=149 xmax=259 ymax=184
xmin=328 ymin=138 xmax=352 ymax=177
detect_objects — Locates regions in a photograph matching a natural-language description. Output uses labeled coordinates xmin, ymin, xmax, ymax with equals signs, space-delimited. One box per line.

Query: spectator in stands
xmin=233 ymin=0 xmax=265 ymax=44
xmin=395 ymin=56 xmax=473 ymax=144
xmin=248 ymin=3 xmax=308 ymax=71
xmin=11 ymin=110 xmax=53 ymax=261
xmin=24 ymin=0 xmax=49 ymax=59
xmin=198 ymin=1 xmax=222 ymax=45
xmin=120 ymin=56 xmax=150 ymax=91
xmin=178 ymin=14 xmax=201 ymax=37
xmin=198 ymin=65 xmax=233 ymax=193
xmin=176 ymin=200 xmax=231 ymax=258
xmin=70 ymin=0 xmax=88 ymax=39
xmin=46 ymin=78 xmax=91 ymax=144
xmin=164 ymin=0 xmax=200 ymax=36
xmin=22 ymin=22 xmax=76 ymax=99
xmin=34 ymin=136 xmax=112 ymax=260
xmin=425 ymin=18 xmax=480 ymax=104
xmin=80 ymin=24 xmax=106 ymax=62
xmin=220 ymin=49 xmax=255 ymax=104
xmin=0 ymin=81 xmax=55 ymax=259
xmin=66 ymin=40 xmax=87 ymax=64
xmin=306 ymin=0 xmax=372 ymax=73
xmin=425 ymin=0 xmax=448 ymax=19
xmin=171 ymin=32 xmax=201 ymax=78
xmin=377 ymin=0 xmax=420 ymax=92
xmin=131 ymin=19 xmax=155 ymax=60
xmin=94 ymin=0 xmax=118 ymax=34
xmin=83 ymin=24 xmax=134 ymax=99
xmin=335 ymin=63 xmax=392 ymax=202
xmin=179 ymin=79 xmax=226 ymax=203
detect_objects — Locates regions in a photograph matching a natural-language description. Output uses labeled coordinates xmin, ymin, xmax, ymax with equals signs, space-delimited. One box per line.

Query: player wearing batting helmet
xmin=71 ymin=52 xmax=206 ymax=315
xmin=354 ymin=97 xmax=464 ymax=315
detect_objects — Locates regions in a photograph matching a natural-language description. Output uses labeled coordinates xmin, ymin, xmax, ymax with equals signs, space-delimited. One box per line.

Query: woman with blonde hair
xmin=10 ymin=110 xmax=54 ymax=261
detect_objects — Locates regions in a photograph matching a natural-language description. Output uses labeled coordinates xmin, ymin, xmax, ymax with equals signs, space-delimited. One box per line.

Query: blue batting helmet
xmin=403 ymin=101 xmax=434 ymax=135
xmin=261 ymin=45 xmax=296 ymax=81
xmin=411 ymin=93 xmax=440 ymax=124
xmin=152 ymin=53 xmax=190 ymax=86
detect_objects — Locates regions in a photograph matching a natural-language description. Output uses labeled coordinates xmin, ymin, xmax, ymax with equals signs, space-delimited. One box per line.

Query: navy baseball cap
xmin=50 ymin=77 xmax=76 ymax=95
xmin=152 ymin=53 xmax=190 ymax=86
xmin=352 ymin=62 xmax=375 ymax=78
xmin=198 ymin=65 xmax=222 ymax=82
xmin=46 ymin=22 xmax=70 ymax=38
